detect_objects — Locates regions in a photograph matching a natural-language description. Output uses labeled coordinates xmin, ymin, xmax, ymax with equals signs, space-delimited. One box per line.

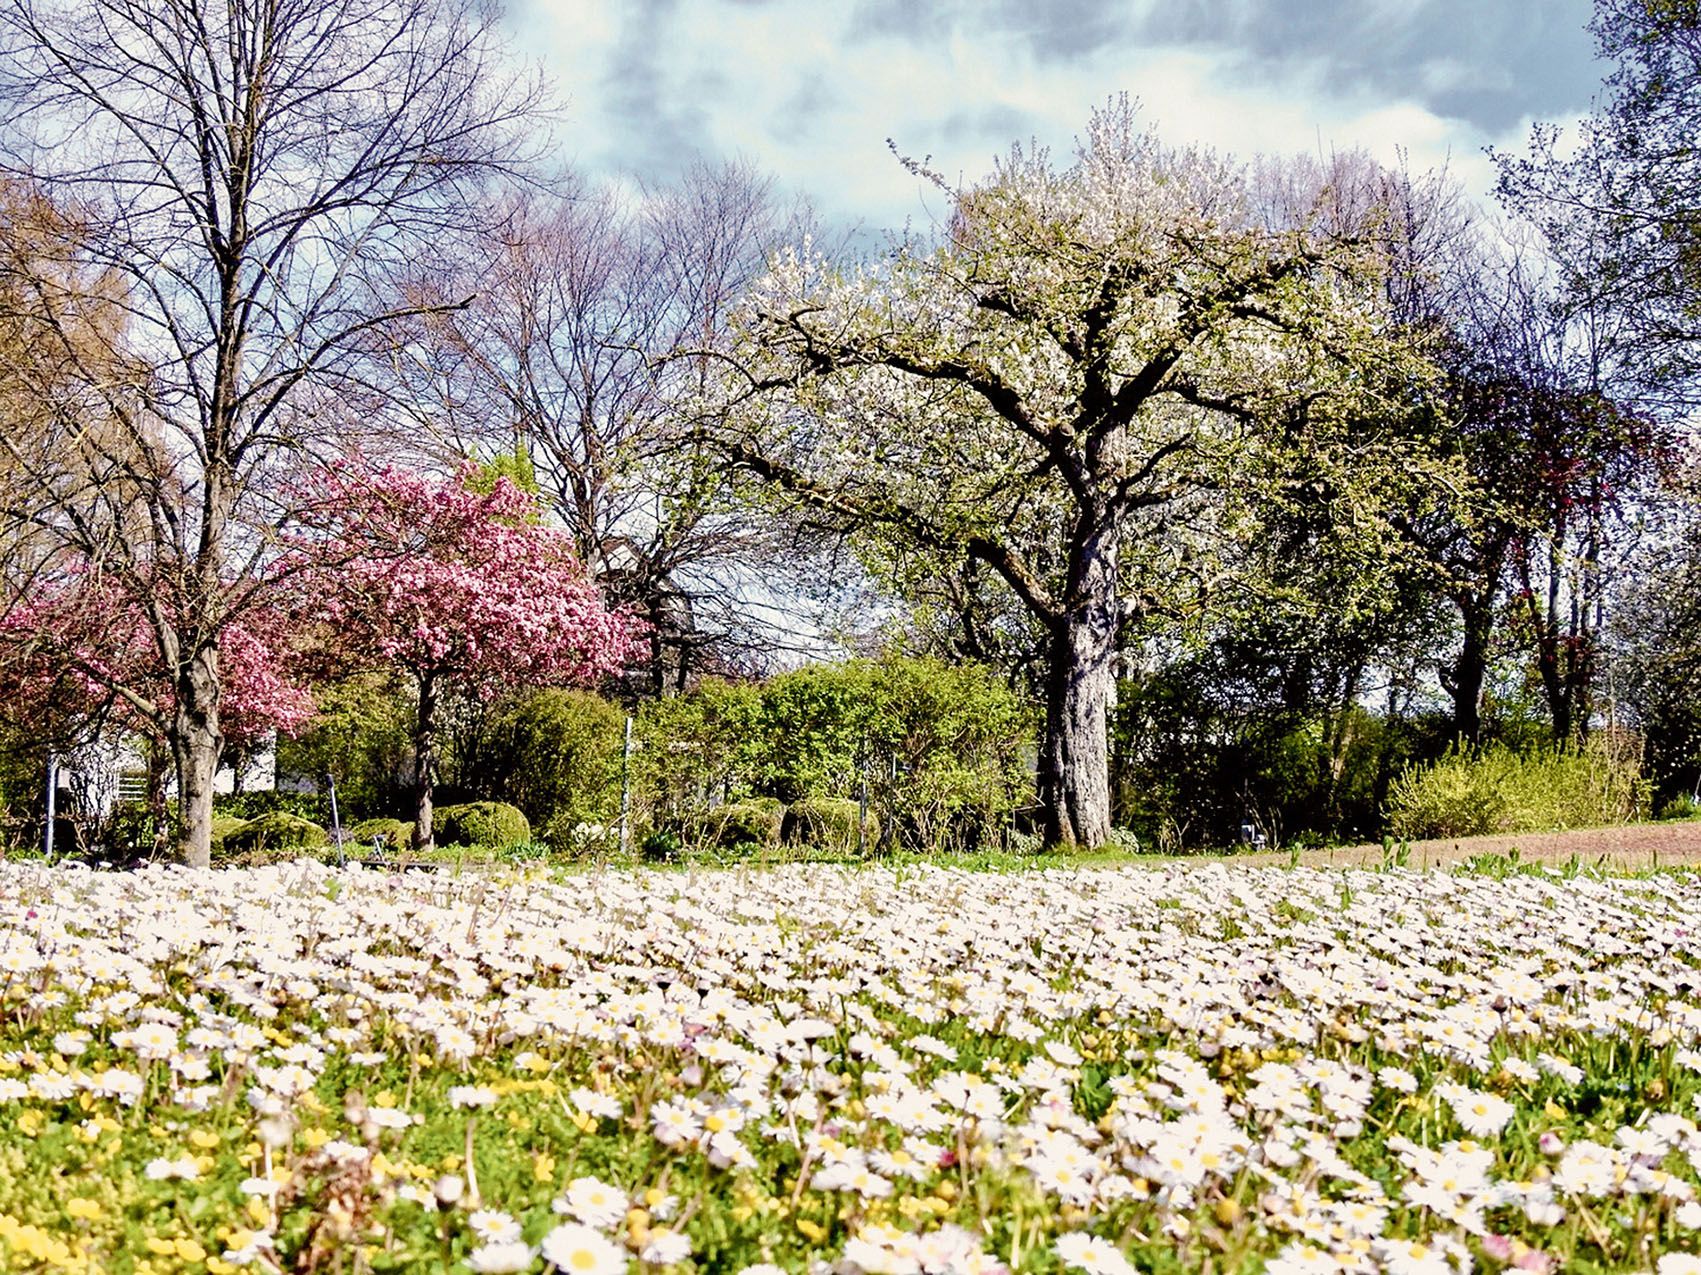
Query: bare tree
xmin=392 ymin=158 xmax=816 ymax=691
xmin=0 ymin=0 xmax=546 ymax=864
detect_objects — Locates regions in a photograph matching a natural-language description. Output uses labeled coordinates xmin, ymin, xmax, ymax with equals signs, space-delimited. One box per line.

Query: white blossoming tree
xmin=720 ymin=99 xmax=1435 ymax=848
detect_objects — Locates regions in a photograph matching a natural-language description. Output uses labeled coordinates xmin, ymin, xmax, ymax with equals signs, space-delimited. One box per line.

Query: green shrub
xmin=433 ymin=801 xmax=531 ymax=849
xmin=219 ymin=812 xmax=328 ymax=860
xmin=540 ymin=812 xmax=618 ymax=857
xmin=632 ymin=658 xmax=1032 ymax=855
xmin=782 ymin=797 xmax=876 ymax=854
xmin=861 ymin=656 xmax=1033 ymax=854
xmin=1106 ymin=827 xmax=1143 ymax=855
xmin=635 ymin=679 xmax=763 ymax=823
xmin=347 ymin=817 xmax=414 ymax=851
xmin=465 ymin=689 xmax=625 ymax=838
xmin=1657 ymin=793 xmax=1701 ymax=821
xmin=210 ymin=816 xmax=251 ymax=855
xmin=756 ymin=666 xmax=877 ymax=802
xmin=275 ymin=672 xmax=413 ymax=821
xmin=1385 ymin=740 xmax=1649 ymax=840
xmin=213 ymin=790 xmax=330 ymax=826
xmin=702 ymin=800 xmax=783 ymax=850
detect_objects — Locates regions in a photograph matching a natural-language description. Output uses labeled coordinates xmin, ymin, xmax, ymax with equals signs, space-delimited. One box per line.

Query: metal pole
xmin=327 ymin=772 xmax=345 ymax=865
xmin=858 ymin=772 xmax=868 ymax=858
xmin=619 ymin=714 xmax=633 ymax=856
xmin=42 ymin=752 xmax=56 ymax=860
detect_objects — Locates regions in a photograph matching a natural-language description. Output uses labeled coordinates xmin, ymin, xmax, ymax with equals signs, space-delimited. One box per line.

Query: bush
xmin=541 ymin=811 xmax=620 ymax=857
xmin=434 ymin=801 xmax=530 ymax=849
xmin=861 ymin=656 xmax=1033 ymax=854
xmin=347 ymin=817 xmax=414 ymax=851
xmin=218 ymin=811 xmax=328 ymax=860
xmin=213 ymin=790 xmax=331 ymax=826
xmin=635 ymin=679 xmax=763 ymax=824
xmin=702 ymin=800 xmax=783 ymax=851
xmin=210 ymin=816 xmax=251 ymax=855
xmin=461 ymin=688 xmax=625 ymax=840
xmin=782 ymin=797 xmax=877 ymax=855
xmin=632 ymin=658 xmax=1034 ymax=856
xmin=755 ymin=666 xmax=877 ymax=802
xmin=1657 ymin=793 xmax=1701 ymax=821
xmin=275 ymin=672 xmax=413 ymax=821
xmin=1385 ymin=740 xmax=1649 ymax=840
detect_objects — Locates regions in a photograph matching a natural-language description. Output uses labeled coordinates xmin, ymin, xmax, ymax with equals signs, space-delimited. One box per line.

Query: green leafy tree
xmin=719 ymin=99 xmax=1437 ymax=847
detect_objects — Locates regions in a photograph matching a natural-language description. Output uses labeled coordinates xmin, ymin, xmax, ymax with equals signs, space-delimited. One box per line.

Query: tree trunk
xmin=1446 ymin=599 xmax=1493 ymax=746
xmin=1038 ymin=521 xmax=1119 ymax=849
xmin=413 ymin=672 xmax=440 ymax=852
xmin=172 ymin=643 xmax=223 ymax=868
xmin=1322 ymin=664 xmax=1363 ymax=823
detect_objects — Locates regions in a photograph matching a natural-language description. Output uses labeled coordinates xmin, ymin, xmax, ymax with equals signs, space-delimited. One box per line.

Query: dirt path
xmin=1238 ymin=820 xmax=1701 ymax=871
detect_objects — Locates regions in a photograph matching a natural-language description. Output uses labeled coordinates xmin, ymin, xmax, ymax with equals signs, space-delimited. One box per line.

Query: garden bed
xmin=1 ymin=860 xmax=1699 ymax=1272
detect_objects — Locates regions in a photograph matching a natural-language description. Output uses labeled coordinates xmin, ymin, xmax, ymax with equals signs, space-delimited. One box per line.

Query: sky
xmin=507 ymin=0 xmax=1609 ymax=236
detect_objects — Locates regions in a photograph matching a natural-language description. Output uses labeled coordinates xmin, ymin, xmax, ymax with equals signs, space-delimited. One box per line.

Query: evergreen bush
xmin=347 ymin=817 xmax=414 ymax=851
xmin=434 ymin=801 xmax=530 ymax=849
xmin=218 ymin=811 xmax=327 ymax=859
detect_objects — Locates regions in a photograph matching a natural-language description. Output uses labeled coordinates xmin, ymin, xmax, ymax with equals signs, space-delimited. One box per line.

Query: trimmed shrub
xmin=219 ymin=812 xmax=327 ymax=859
xmin=210 ymin=816 xmax=251 ymax=855
xmin=213 ymin=790 xmax=331 ymax=827
xmin=1385 ymin=740 xmax=1649 ymax=840
xmin=782 ymin=797 xmax=877 ymax=854
xmin=434 ymin=801 xmax=530 ymax=849
xmin=348 ymin=817 xmax=414 ymax=851
xmin=702 ymin=800 xmax=782 ymax=850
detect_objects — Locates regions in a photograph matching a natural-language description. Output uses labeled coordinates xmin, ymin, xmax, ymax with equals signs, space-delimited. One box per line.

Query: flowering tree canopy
xmin=720 ymin=98 xmax=1441 ymax=849
xmin=0 ymin=567 xmax=315 ymax=750
xmin=290 ymin=462 xmax=636 ymax=850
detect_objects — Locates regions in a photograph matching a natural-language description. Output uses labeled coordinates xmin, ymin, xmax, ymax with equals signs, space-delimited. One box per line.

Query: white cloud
xmin=509 ymin=0 xmax=1599 ymax=234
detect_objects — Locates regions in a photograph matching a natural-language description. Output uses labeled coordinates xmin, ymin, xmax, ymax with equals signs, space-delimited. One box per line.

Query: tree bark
xmin=1446 ymin=596 xmax=1494 ymax=746
xmin=1038 ymin=519 xmax=1119 ymax=849
xmin=413 ymin=672 xmax=440 ymax=852
xmin=172 ymin=642 xmax=222 ymax=867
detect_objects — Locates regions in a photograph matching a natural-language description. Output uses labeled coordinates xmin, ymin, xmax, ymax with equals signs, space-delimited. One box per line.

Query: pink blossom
xmin=284 ymin=460 xmax=637 ymax=694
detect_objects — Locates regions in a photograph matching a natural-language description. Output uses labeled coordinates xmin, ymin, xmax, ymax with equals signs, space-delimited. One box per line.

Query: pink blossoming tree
xmin=290 ymin=462 xmax=636 ymax=851
xmin=0 ymin=568 xmax=317 ymax=855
